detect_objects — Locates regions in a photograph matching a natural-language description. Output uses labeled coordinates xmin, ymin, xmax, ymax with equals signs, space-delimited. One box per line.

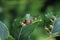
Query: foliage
xmin=0 ymin=21 xmax=9 ymax=40
xmin=0 ymin=0 xmax=60 ymax=40
xmin=5 ymin=35 xmax=15 ymax=40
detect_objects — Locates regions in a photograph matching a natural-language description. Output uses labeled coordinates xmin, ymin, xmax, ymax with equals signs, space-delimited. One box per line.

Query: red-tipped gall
xmin=20 ymin=22 xmax=24 ymax=26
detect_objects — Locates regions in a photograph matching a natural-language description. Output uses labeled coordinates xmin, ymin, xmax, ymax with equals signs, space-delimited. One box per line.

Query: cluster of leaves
xmin=0 ymin=14 xmax=43 ymax=40
xmin=1 ymin=12 xmax=60 ymax=40
xmin=12 ymin=14 xmax=43 ymax=40
xmin=0 ymin=0 xmax=60 ymax=40
xmin=3 ymin=13 xmax=60 ymax=40
xmin=1 ymin=13 xmax=60 ymax=40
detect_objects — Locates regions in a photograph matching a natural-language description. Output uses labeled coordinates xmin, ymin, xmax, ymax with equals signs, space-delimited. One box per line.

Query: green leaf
xmin=52 ymin=18 xmax=60 ymax=33
xmin=5 ymin=35 xmax=15 ymax=40
xmin=45 ymin=12 xmax=53 ymax=19
xmin=18 ymin=23 xmax=38 ymax=40
xmin=12 ymin=17 xmax=26 ymax=40
xmin=0 ymin=21 xmax=10 ymax=40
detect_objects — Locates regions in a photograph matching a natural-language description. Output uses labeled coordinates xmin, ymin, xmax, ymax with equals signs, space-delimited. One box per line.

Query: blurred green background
xmin=0 ymin=0 xmax=60 ymax=40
